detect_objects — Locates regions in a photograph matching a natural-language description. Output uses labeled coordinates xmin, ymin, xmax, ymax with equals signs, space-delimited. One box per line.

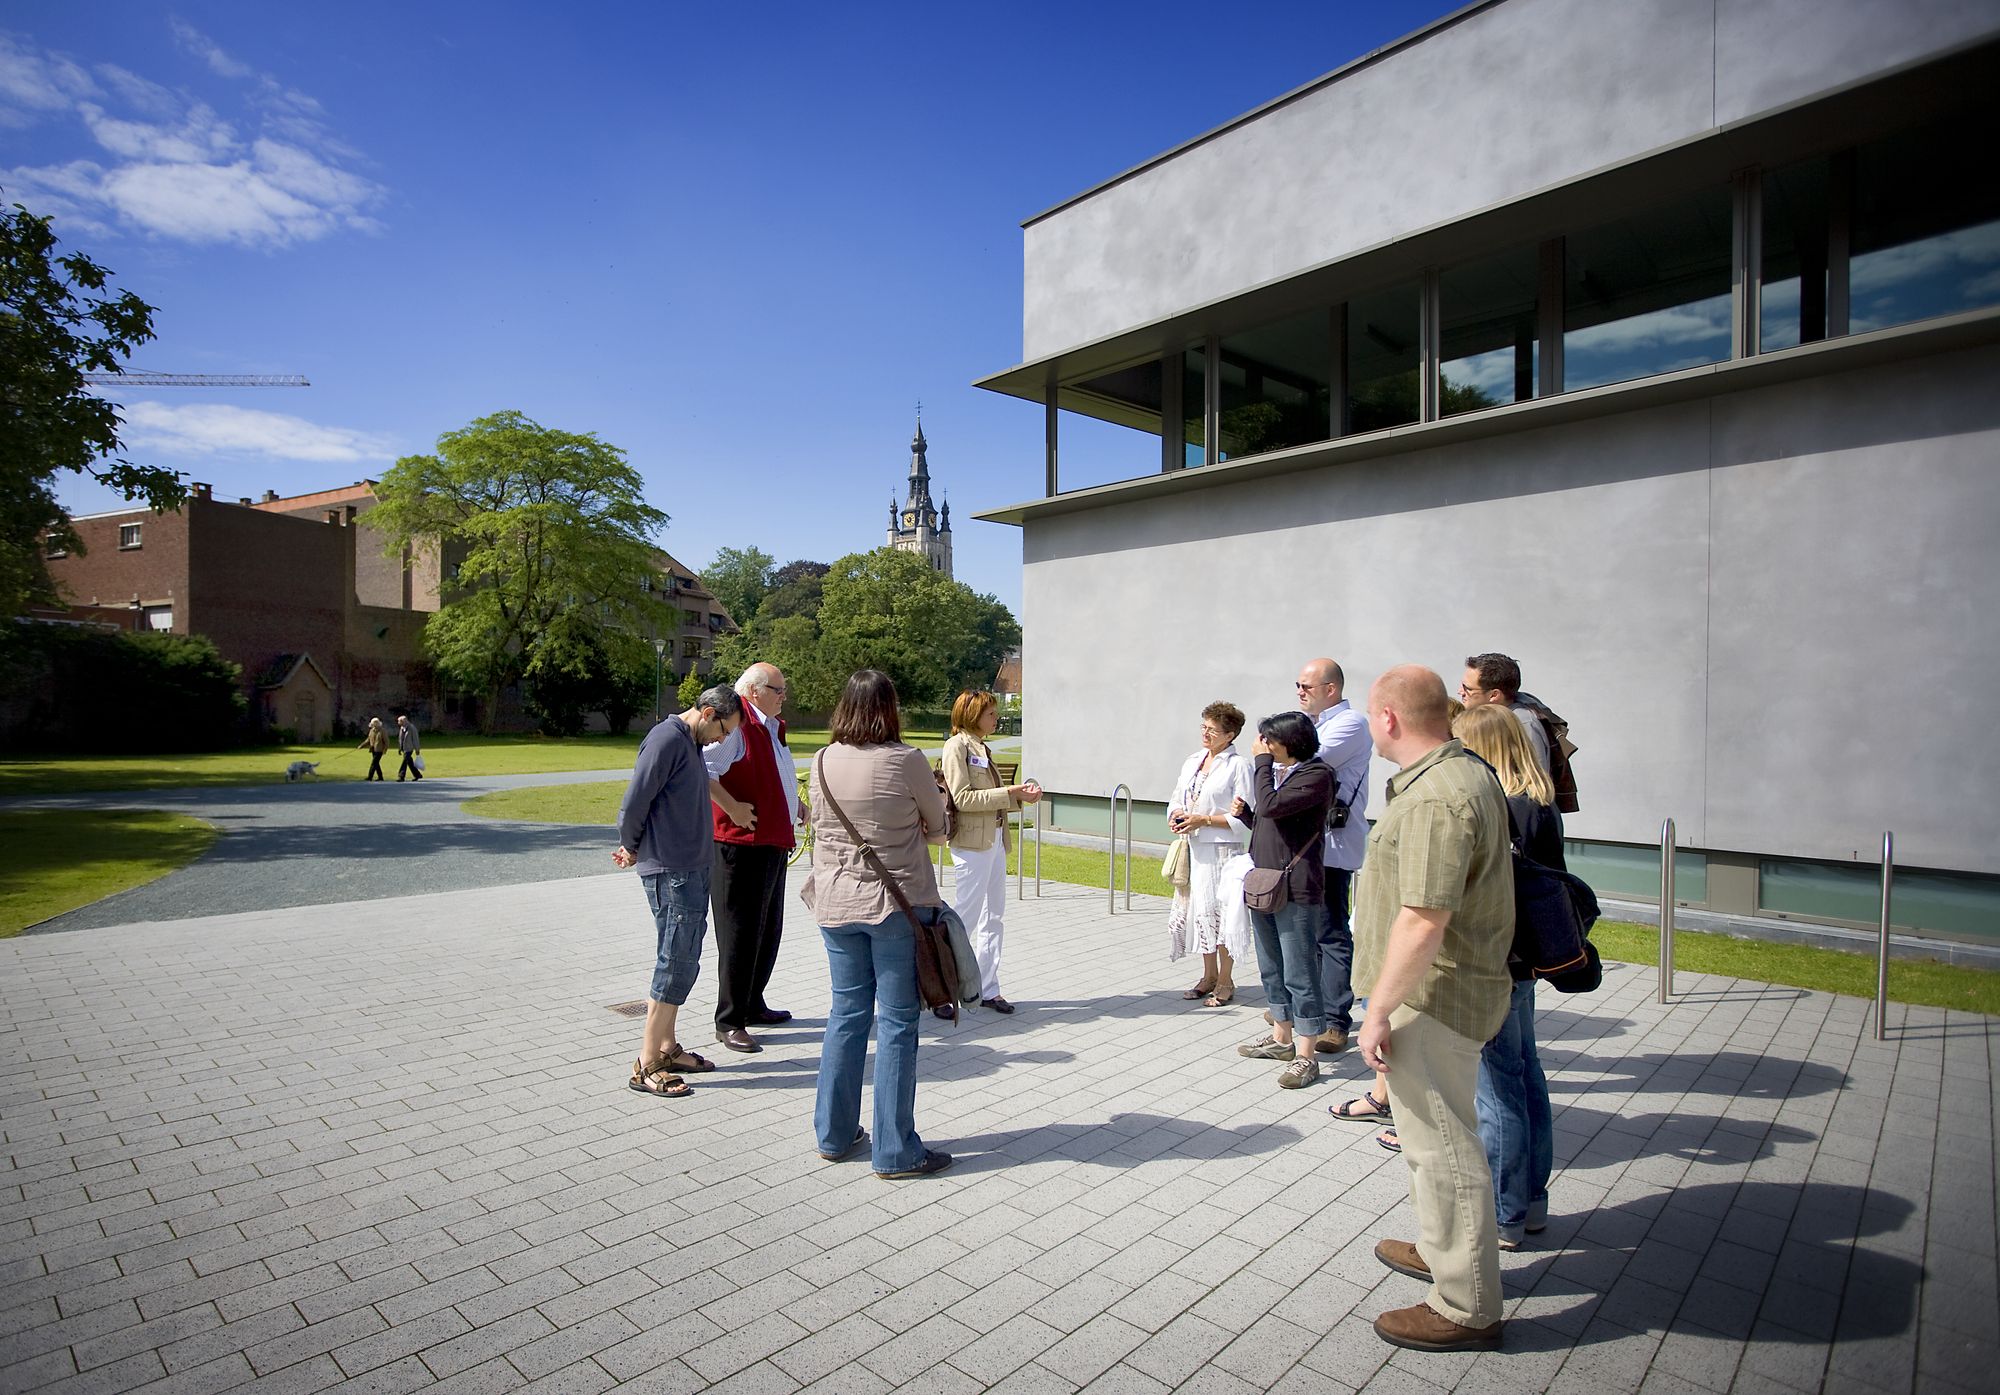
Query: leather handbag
xmin=814 ymin=752 xmax=962 ymax=1011
xmin=1161 ymin=834 xmax=1192 ymax=890
xmin=1243 ymin=842 xmax=1313 ymax=913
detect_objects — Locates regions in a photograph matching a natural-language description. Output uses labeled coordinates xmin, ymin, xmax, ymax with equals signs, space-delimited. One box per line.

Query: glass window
xmin=1761 ymin=155 xmax=1831 ymax=351
xmin=1562 ymin=840 xmax=1708 ymax=905
xmin=1440 ymin=245 xmax=1540 ymax=415
xmin=1564 ymin=187 xmax=1732 ymax=392
xmin=1180 ymin=346 xmax=1206 ymax=468
xmin=1848 ymin=113 xmax=2000 ymax=335
xmin=1215 ymin=310 xmax=1330 ymax=460
xmin=1345 ymin=281 xmax=1421 ymax=435
xmin=1759 ymin=859 xmax=2000 ymax=943
xmin=141 ymin=605 xmax=172 ymax=631
xmin=1056 ymin=356 xmax=1171 ymax=489
xmin=119 ymin=523 xmax=142 ymax=549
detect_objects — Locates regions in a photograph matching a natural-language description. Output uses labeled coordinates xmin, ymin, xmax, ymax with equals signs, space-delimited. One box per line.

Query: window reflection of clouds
xmin=1566 ymin=295 xmax=1731 ymax=391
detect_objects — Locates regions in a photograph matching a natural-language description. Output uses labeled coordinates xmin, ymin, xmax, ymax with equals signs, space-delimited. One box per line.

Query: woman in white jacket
xmin=941 ymin=690 xmax=1042 ymax=1014
xmin=1166 ymin=701 xmax=1253 ymax=1006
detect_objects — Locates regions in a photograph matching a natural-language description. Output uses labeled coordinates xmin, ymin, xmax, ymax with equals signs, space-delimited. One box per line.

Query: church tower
xmin=886 ymin=412 xmax=953 ymax=577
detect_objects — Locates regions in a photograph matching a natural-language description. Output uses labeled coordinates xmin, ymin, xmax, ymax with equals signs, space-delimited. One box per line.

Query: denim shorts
xmin=644 ymin=867 xmax=711 ymax=1005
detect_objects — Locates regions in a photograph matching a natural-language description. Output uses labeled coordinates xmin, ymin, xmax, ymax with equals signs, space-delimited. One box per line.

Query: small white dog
xmin=284 ymin=760 xmax=320 ymax=782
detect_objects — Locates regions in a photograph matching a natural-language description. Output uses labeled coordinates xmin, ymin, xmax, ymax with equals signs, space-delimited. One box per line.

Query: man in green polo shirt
xmin=1354 ymin=665 xmax=1515 ymax=1352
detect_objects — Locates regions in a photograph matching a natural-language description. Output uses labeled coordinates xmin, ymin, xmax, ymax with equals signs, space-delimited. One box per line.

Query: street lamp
xmin=654 ymin=638 xmax=667 ymax=720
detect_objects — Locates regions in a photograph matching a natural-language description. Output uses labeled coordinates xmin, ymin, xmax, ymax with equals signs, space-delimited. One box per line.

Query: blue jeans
xmin=1317 ymin=868 xmax=1355 ymax=1033
xmin=1251 ymin=899 xmax=1328 ymax=1036
xmin=815 ymin=915 xmax=926 ymax=1173
xmin=643 ymin=867 xmax=711 ymax=1005
xmin=1476 ymin=979 xmax=1553 ymax=1238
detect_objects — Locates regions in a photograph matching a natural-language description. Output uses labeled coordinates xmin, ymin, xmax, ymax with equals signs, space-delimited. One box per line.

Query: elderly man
xmin=1355 ymin=665 xmax=1515 ymax=1352
xmin=704 ymin=662 xmax=808 ymax=1053
xmin=615 ymin=685 xmax=744 ymax=1098
xmin=1295 ymin=657 xmax=1371 ymax=1052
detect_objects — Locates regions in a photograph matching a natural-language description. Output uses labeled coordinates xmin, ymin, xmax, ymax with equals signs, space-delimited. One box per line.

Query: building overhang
xmin=973 ymin=307 xmax=2000 ymax=528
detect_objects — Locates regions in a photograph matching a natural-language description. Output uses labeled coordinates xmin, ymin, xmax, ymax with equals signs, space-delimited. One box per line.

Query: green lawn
xmin=0 ymin=808 xmax=218 ymax=935
xmin=0 ymin=726 xmax=955 ymax=798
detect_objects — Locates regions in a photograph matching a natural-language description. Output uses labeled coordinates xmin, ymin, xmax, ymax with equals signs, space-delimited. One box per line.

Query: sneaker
xmin=1277 ymin=1057 xmax=1320 ymax=1089
xmin=1236 ymin=1034 xmax=1296 ymax=1060
xmin=877 ymin=1149 xmax=953 ymax=1180
xmin=1372 ymin=1302 xmax=1501 ymax=1352
xmin=1315 ymin=1028 xmax=1350 ymax=1054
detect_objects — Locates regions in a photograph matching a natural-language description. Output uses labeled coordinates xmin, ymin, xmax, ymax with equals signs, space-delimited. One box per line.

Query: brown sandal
xmin=1181 ymin=979 xmax=1217 ymax=1001
xmin=661 ymin=1043 xmax=716 ymax=1073
xmin=628 ymin=1056 xmax=691 ymax=1098
xmin=1205 ymin=983 xmax=1235 ymax=1007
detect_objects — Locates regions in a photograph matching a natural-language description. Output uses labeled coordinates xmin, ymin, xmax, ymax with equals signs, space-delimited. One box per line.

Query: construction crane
xmin=79 ymin=372 xmax=309 ymax=387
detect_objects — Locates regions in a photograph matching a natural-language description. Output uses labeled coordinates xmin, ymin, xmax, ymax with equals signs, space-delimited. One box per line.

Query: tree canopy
xmin=700 ymin=545 xmax=775 ymax=630
xmin=710 ymin=545 xmax=1018 ymax=712
xmin=1 ymin=199 xmax=182 ymax=617
xmin=366 ymin=410 xmax=669 ymax=732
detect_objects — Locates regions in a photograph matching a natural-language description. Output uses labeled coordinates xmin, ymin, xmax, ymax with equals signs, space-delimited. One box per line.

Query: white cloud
xmin=168 ymin=19 xmax=251 ymax=80
xmin=0 ymin=27 xmax=383 ymax=248
xmin=1565 ymin=296 xmax=1732 ymax=357
xmin=119 ymin=402 xmax=397 ymax=464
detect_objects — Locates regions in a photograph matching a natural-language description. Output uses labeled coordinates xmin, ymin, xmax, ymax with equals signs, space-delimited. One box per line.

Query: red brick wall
xmin=185 ymin=501 xmax=349 ymax=711
xmin=46 ymin=509 xmax=191 ymax=621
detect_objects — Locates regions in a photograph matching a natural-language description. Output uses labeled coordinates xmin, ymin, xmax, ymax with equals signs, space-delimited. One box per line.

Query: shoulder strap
xmin=814 ymin=750 xmax=926 ymax=932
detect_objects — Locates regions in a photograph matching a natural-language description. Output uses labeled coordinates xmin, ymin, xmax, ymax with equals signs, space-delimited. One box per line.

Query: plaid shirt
xmin=1353 ymin=739 xmax=1515 ymax=1041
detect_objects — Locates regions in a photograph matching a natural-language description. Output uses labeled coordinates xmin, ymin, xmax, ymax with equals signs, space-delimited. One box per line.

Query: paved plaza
xmin=2 ymin=861 xmax=1995 ymax=1394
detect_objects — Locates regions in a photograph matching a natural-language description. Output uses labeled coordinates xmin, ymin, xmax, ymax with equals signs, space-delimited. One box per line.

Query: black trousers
xmin=397 ymin=751 xmax=422 ymax=780
xmin=365 ymin=751 xmax=385 ymax=780
xmin=711 ymin=842 xmax=787 ymax=1030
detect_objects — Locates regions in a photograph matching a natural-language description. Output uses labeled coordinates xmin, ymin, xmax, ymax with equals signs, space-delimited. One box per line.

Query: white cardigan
xmin=1170 ymin=746 xmax=1252 ymax=845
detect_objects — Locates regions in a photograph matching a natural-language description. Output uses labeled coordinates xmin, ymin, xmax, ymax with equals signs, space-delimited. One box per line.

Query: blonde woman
xmin=941 ymin=691 xmax=1042 ymax=1014
xmin=1455 ymin=702 xmax=1561 ymax=1248
xmin=1166 ymin=702 xmax=1252 ymax=1006
xmin=356 ymin=717 xmax=389 ymax=781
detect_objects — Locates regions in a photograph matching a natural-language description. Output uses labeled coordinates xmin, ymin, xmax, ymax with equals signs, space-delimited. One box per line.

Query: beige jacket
xmin=808 ymin=742 xmax=947 ymax=926
xmin=941 ymin=732 xmax=1017 ymax=854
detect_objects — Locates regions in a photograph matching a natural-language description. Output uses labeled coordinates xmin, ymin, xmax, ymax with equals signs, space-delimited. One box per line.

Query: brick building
xmin=37 ymin=480 xmax=733 ymax=736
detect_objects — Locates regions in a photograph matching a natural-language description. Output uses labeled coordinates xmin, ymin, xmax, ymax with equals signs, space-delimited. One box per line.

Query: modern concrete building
xmin=975 ymin=0 xmax=2000 ymax=943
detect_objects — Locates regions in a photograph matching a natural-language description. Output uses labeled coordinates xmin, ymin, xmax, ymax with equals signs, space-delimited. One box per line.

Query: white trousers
xmin=950 ymin=840 xmax=1008 ymax=999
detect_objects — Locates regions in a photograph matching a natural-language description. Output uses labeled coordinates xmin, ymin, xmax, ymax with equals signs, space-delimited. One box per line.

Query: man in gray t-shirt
xmin=615 ymin=686 xmax=742 ymax=1099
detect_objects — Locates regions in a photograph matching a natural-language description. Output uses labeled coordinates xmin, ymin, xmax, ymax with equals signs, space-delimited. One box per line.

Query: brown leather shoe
xmin=1374 ymin=1238 xmax=1430 ymax=1280
xmin=717 ymin=1027 xmax=761 ymax=1053
xmin=1316 ymin=1028 xmax=1349 ymax=1054
xmin=1372 ymin=1302 xmax=1501 ymax=1352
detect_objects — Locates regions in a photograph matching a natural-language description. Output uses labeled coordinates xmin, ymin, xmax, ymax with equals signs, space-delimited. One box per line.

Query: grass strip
xmin=0 ymin=808 xmax=218 ymax=935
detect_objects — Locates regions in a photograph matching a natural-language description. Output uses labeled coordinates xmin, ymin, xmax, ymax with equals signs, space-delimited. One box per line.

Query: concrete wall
xmin=1019 ymin=342 xmax=2000 ymax=876
xmin=1021 ymin=0 xmax=2000 ymax=360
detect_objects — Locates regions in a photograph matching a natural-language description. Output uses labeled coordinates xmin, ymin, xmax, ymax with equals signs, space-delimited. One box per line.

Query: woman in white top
xmin=1166 ymin=701 xmax=1253 ymax=1007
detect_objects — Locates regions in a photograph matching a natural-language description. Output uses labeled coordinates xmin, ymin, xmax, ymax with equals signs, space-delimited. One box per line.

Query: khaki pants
xmin=1382 ymin=1004 xmax=1502 ymax=1328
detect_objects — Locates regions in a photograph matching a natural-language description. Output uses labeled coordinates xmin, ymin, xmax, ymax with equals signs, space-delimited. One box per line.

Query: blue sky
xmin=4 ymin=1 xmax=1461 ymax=615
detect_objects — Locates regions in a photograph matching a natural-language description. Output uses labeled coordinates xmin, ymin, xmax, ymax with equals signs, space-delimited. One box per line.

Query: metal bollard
xmin=1658 ymin=818 xmax=1676 ymax=1002
xmin=1108 ymin=783 xmax=1133 ymax=913
xmin=1875 ymin=831 xmax=1894 ymax=1041
xmin=1016 ymin=775 xmax=1045 ymax=901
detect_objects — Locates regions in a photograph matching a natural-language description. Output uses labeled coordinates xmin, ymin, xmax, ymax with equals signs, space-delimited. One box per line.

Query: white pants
xmin=950 ymin=840 xmax=1008 ymax=1000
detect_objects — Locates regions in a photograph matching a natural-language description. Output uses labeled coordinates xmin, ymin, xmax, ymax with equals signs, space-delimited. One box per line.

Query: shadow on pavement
xmin=949 ymin=1111 xmax=1304 ymax=1175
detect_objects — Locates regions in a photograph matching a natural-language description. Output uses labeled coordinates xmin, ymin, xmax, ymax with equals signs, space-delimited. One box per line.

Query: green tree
xmin=1 ymin=199 xmax=184 ymax=617
xmin=761 ymin=558 xmax=828 ymax=622
xmin=816 ymin=547 xmax=989 ymax=709
xmin=700 ymin=545 xmax=775 ymax=629
xmin=676 ymin=669 xmax=707 ymax=708
xmin=365 ymin=411 xmax=669 ymax=731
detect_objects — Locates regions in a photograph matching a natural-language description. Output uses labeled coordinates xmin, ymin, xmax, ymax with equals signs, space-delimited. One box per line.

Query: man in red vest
xmin=703 ymin=662 xmax=807 ymax=1052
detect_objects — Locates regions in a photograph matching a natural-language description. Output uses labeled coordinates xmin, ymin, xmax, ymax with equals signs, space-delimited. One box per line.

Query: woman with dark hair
xmin=1229 ymin=710 xmax=1334 ymax=1088
xmin=1166 ymin=701 xmax=1251 ymax=1006
xmin=807 ymin=670 xmax=954 ymax=1178
xmin=942 ymin=689 xmax=1042 ymax=1015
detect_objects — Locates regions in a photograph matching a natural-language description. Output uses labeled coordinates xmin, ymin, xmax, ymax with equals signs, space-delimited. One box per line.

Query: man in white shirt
xmin=1296 ymin=657 xmax=1372 ymax=1053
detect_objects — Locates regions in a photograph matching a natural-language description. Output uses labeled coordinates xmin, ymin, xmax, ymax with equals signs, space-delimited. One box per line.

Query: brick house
xmin=37 ymin=480 xmax=734 ymax=735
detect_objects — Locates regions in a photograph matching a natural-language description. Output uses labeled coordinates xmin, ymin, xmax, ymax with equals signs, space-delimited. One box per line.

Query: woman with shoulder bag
xmin=807 ymin=670 xmax=955 ymax=1179
xmin=941 ymin=690 xmax=1041 ymax=1016
xmin=1228 ymin=711 xmax=1334 ymax=1088
xmin=1166 ymin=701 xmax=1252 ymax=1007
xmin=1455 ymin=702 xmax=1561 ymax=1248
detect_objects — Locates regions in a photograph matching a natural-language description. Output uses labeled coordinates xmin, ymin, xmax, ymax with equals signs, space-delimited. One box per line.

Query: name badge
xmin=969 ymin=755 xmax=990 ymax=769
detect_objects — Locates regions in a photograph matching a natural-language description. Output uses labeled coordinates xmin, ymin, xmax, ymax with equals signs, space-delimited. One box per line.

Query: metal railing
xmin=1108 ymin=783 xmax=1133 ymax=912
xmin=1876 ymin=831 xmax=1894 ymax=1041
xmin=1658 ymin=817 xmax=1676 ymax=1002
xmin=1019 ymin=775 xmax=1043 ymax=900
